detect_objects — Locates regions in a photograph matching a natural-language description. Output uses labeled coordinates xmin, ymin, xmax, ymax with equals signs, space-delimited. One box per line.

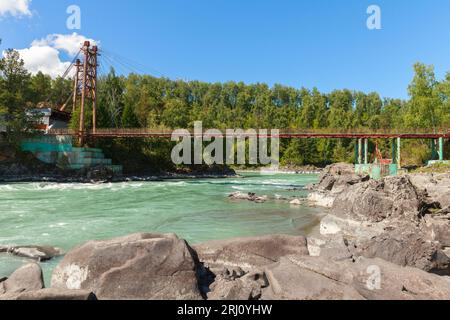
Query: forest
xmin=1 ymin=48 xmax=449 ymax=172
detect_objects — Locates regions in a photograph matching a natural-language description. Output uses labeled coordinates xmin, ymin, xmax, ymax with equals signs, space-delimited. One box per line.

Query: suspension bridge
xmin=27 ymin=41 xmax=448 ymax=177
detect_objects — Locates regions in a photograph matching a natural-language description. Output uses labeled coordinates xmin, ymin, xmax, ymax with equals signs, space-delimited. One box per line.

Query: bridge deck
xmin=46 ymin=129 xmax=450 ymax=139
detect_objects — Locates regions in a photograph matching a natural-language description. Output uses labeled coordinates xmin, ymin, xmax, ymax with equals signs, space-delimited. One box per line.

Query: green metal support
xmin=364 ymin=139 xmax=368 ymax=165
xmin=392 ymin=139 xmax=396 ymax=162
xmin=358 ymin=139 xmax=363 ymax=165
xmin=397 ymin=137 xmax=401 ymax=169
xmin=439 ymin=137 xmax=444 ymax=161
xmin=431 ymin=139 xmax=438 ymax=160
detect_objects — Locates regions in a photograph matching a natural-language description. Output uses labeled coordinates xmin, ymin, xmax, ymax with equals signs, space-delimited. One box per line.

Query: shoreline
xmin=0 ymin=173 xmax=241 ymax=184
xmin=0 ymin=166 xmax=323 ymax=184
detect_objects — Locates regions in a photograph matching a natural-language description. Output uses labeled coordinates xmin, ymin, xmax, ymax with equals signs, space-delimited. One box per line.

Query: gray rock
xmin=228 ymin=192 xmax=268 ymax=203
xmin=319 ymin=213 xmax=386 ymax=241
xmin=423 ymin=214 xmax=450 ymax=247
xmin=357 ymin=225 xmax=450 ymax=275
xmin=350 ymin=257 xmax=450 ymax=300
xmin=409 ymin=173 xmax=450 ymax=209
xmin=308 ymin=163 xmax=369 ymax=208
xmin=207 ymin=273 xmax=264 ymax=300
xmin=0 ymin=245 xmax=63 ymax=262
xmin=262 ymin=255 xmax=450 ymax=300
xmin=262 ymin=256 xmax=363 ymax=300
xmin=51 ymin=233 xmax=203 ymax=300
xmin=0 ymin=288 xmax=97 ymax=300
xmin=194 ymin=234 xmax=309 ymax=275
xmin=332 ymin=176 xmax=424 ymax=223
xmin=307 ymin=234 xmax=355 ymax=261
xmin=0 ymin=263 xmax=44 ymax=295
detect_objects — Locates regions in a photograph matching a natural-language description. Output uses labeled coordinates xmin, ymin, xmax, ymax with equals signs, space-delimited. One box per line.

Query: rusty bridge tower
xmin=73 ymin=41 xmax=98 ymax=146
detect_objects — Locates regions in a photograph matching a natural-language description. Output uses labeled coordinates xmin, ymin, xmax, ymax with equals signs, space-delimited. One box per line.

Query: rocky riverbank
xmin=2 ymin=231 xmax=450 ymax=300
xmin=307 ymin=163 xmax=450 ymax=275
xmin=2 ymin=163 xmax=450 ymax=300
xmin=0 ymin=161 xmax=238 ymax=183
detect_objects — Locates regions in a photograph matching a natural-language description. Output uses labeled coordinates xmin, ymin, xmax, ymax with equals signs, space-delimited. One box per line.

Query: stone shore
xmin=2 ymin=163 xmax=450 ymax=300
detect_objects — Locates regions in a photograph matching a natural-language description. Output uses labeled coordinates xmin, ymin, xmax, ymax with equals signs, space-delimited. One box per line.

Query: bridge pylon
xmin=75 ymin=41 xmax=98 ymax=146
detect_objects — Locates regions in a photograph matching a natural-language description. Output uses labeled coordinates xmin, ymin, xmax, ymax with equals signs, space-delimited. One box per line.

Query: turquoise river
xmin=0 ymin=173 xmax=323 ymax=285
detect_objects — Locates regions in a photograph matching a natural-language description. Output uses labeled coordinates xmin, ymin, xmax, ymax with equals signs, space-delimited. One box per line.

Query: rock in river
xmin=228 ymin=192 xmax=268 ymax=203
xmin=0 ymin=263 xmax=44 ymax=295
xmin=51 ymin=233 xmax=203 ymax=300
xmin=0 ymin=245 xmax=63 ymax=262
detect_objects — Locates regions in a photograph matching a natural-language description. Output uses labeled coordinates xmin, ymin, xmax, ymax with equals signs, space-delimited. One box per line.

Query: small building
xmin=27 ymin=108 xmax=71 ymax=131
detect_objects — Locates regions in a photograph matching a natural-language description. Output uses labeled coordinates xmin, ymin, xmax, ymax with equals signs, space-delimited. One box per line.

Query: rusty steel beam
xmin=46 ymin=128 xmax=450 ymax=139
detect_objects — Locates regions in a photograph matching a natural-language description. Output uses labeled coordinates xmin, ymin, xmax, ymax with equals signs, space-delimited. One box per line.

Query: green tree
xmin=121 ymin=103 xmax=139 ymax=128
xmin=0 ymin=49 xmax=33 ymax=145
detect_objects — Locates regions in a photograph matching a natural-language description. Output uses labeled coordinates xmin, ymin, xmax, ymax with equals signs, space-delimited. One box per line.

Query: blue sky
xmin=1 ymin=0 xmax=450 ymax=99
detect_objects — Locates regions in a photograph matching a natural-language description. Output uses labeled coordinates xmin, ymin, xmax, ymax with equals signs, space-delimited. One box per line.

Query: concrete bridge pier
xmin=439 ymin=137 xmax=444 ymax=161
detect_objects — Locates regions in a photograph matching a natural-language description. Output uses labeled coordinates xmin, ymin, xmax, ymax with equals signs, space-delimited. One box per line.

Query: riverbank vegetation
xmin=1 ymin=47 xmax=449 ymax=172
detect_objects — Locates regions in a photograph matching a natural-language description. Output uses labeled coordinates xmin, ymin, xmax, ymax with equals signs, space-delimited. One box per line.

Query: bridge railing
xmin=46 ymin=128 xmax=450 ymax=138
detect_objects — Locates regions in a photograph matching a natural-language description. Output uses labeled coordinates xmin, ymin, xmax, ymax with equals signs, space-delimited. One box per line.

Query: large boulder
xmin=409 ymin=173 xmax=450 ymax=209
xmin=357 ymin=225 xmax=450 ymax=275
xmin=193 ymin=235 xmax=309 ymax=275
xmin=332 ymin=176 xmax=424 ymax=223
xmin=261 ymin=255 xmax=450 ymax=300
xmin=194 ymin=235 xmax=309 ymax=299
xmin=51 ymin=233 xmax=203 ymax=300
xmin=0 ymin=263 xmax=44 ymax=295
xmin=308 ymin=163 xmax=369 ymax=208
xmin=262 ymin=256 xmax=363 ymax=300
xmin=350 ymin=257 xmax=450 ymax=300
xmin=314 ymin=163 xmax=365 ymax=192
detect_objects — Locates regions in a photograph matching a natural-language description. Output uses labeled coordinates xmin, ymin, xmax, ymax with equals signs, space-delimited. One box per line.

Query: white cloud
xmin=6 ymin=33 xmax=99 ymax=78
xmin=32 ymin=33 xmax=98 ymax=56
xmin=15 ymin=46 xmax=71 ymax=78
xmin=0 ymin=0 xmax=32 ymax=17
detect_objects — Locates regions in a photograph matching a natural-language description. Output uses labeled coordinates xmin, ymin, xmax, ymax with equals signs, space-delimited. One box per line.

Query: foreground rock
xmin=1 ymin=288 xmax=97 ymax=300
xmin=262 ymin=255 xmax=450 ymax=300
xmin=409 ymin=173 xmax=450 ymax=209
xmin=4 ymin=230 xmax=450 ymax=300
xmin=309 ymin=163 xmax=450 ymax=275
xmin=0 ymin=245 xmax=63 ymax=262
xmin=51 ymin=233 xmax=203 ymax=300
xmin=194 ymin=235 xmax=309 ymax=274
xmin=0 ymin=263 xmax=44 ymax=295
xmin=194 ymin=235 xmax=309 ymax=299
xmin=356 ymin=225 xmax=450 ymax=274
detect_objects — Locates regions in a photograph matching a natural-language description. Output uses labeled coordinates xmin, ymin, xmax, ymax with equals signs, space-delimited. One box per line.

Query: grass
xmin=412 ymin=162 xmax=450 ymax=174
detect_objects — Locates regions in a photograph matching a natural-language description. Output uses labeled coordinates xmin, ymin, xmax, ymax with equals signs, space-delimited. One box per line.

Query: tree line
xmin=1 ymin=47 xmax=449 ymax=171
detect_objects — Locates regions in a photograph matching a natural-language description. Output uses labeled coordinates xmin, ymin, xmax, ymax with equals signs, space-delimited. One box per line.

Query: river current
xmin=0 ymin=172 xmax=323 ymax=284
